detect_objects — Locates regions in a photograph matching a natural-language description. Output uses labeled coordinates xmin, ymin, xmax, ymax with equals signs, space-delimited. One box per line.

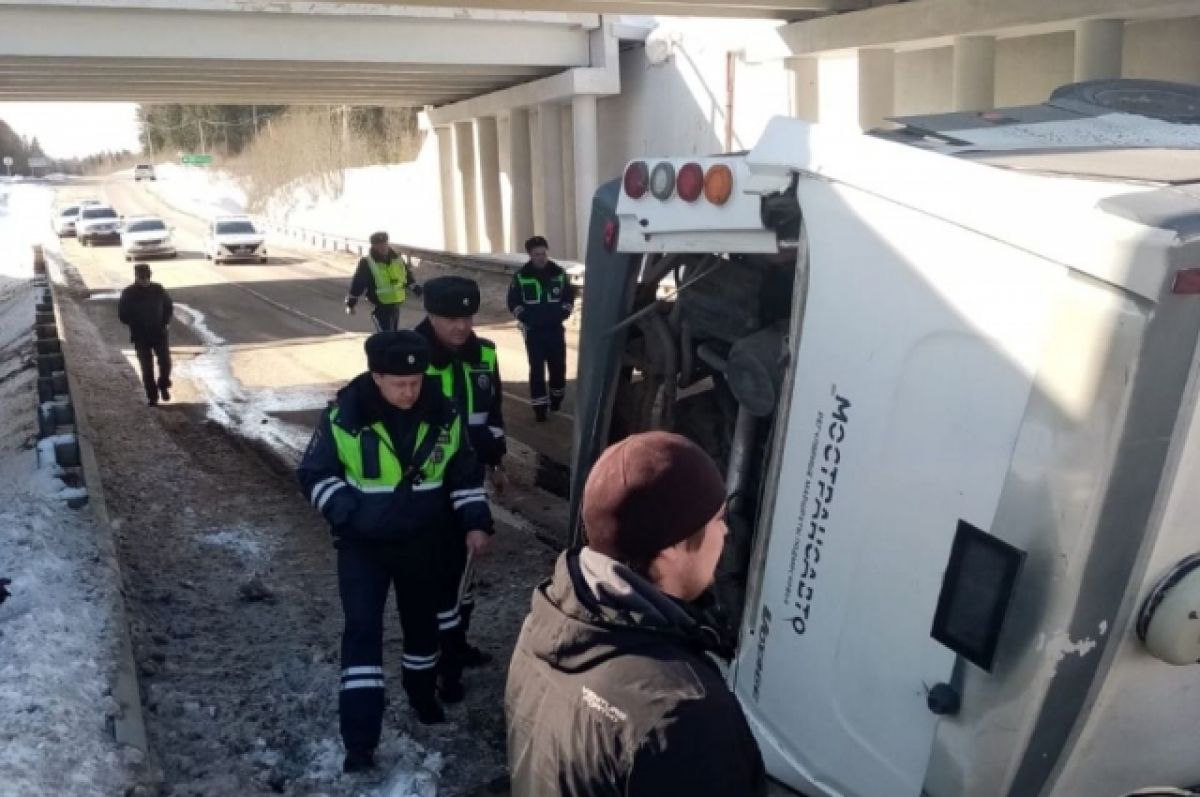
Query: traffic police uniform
xmin=506 ymin=257 xmax=575 ymax=420
xmin=415 ymin=276 xmax=505 ymax=665
xmin=345 ymin=234 xmax=418 ymax=332
xmin=297 ymin=331 xmax=492 ymax=771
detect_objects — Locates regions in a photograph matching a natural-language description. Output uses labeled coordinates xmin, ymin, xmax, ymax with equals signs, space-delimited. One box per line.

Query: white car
xmin=134 ymin=164 xmax=156 ymax=181
xmin=76 ymin=204 xmax=122 ymax=246
xmin=52 ymin=205 xmax=81 ymax=237
xmin=205 ymin=217 xmax=267 ymax=264
xmin=120 ymin=215 xmax=176 ymax=261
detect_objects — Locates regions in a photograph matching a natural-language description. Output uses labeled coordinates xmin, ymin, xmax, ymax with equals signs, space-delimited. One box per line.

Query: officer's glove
xmin=345 ymin=296 xmax=357 ymax=315
xmin=561 ymin=305 xmax=573 ymax=320
xmin=409 ymin=283 xmax=423 ymax=298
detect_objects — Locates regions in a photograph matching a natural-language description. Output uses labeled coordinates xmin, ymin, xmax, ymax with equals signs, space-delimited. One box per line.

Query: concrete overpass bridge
xmin=5 ymin=0 xmax=1200 ymax=262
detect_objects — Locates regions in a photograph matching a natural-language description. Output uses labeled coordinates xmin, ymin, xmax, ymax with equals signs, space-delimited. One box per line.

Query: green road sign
xmin=181 ymin=154 xmax=213 ymax=165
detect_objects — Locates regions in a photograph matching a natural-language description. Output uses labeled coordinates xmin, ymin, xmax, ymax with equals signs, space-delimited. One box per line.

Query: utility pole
xmin=197 ymin=119 xmax=206 ymax=154
xmin=342 ymin=104 xmax=351 ymax=148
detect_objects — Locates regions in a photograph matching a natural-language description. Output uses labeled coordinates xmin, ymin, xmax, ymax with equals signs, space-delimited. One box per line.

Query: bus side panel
xmin=733 ymin=177 xmax=1067 ymax=797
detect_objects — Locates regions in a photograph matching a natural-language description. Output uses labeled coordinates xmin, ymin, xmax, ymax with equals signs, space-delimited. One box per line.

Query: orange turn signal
xmin=704 ymin=164 xmax=734 ymax=205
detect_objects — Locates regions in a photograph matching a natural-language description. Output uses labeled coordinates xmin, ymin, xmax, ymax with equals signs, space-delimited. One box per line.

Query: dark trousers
xmin=524 ymin=325 xmax=566 ymax=410
xmin=337 ymin=537 xmax=451 ymax=753
xmin=133 ymin=335 xmax=172 ymax=401
xmin=371 ymin=303 xmax=401 ymax=332
xmin=435 ymin=527 xmax=475 ymax=657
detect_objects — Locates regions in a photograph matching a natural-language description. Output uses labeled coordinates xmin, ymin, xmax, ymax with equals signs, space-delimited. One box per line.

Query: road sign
xmin=28 ymin=156 xmax=49 ymax=168
xmin=2 ymin=156 xmax=12 ymax=166
xmin=181 ymin=154 xmax=213 ymax=165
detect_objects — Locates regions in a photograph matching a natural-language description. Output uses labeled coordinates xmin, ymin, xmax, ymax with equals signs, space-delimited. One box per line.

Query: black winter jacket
xmin=414 ymin=318 xmax=507 ymax=468
xmin=506 ymin=261 xmax=575 ymax=331
xmin=296 ymin=373 xmax=492 ymax=543
xmin=117 ymin=282 xmax=174 ymax=345
xmin=347 ymin=249 xmax=418 ymax=308
xmin=506 ymin=548 xmax=767 ymax=797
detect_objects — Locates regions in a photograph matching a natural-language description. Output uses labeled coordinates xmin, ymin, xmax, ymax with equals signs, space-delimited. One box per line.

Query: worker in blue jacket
xmin=297 ymin=330 xmax=492 ymax=773
xmin=506 ymin=235 xmax=575 ymax=421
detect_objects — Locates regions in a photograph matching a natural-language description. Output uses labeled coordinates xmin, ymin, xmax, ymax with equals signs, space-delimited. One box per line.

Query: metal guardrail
xmin=269 ymin=222 xmax=524 ymax=278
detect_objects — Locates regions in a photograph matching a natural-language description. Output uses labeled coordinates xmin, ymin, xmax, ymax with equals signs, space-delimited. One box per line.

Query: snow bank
xmin=147 ymin=162 xmax=248 ymax=220
xmin=0 ymin=186 xmax=136 ymax=795
xmin=263 ymin=135 xmax=444 ymax=249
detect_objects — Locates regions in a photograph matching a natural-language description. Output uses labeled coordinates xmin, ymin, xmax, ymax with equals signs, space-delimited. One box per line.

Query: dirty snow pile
xmin=0 ymin=184 xmax=139 ymax=795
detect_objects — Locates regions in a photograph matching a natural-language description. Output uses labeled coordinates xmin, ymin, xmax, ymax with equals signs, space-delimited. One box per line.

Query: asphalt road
xmin=51 ymin=173 xmax=577 ymax=470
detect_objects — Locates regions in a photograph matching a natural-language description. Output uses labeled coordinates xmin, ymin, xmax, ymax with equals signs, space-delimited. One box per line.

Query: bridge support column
xmin=476 ymin=116 xmax=504 ymax=254
xmin=857 ymin=47 xmax=894 ymax=131
xmin=535 ymin=102 xmax=566 ymax=255
xmin=454 ymin=119 xmax=480 ymax=253
xmin=435 ymin=125 xmax=463 ymax=253
xmin=1075 ymin=19 xmax=1123 ymax=81
xmin=506 ymin=107 xmax=534 ymax=253
xmin=571 ymin=94 xmax=598 ymax=261
xmin=787 ymin=56 xmax=820 ymax=122
xmin=952 ymin=35 xmax=995 ymax=112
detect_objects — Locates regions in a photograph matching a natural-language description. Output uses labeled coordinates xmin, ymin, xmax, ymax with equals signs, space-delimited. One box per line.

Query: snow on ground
xmin=262 ymin=135 xmax=444 ymax=249
xmin=146 ymin=163 xmax=248 ymax=220
xmin=143 ymin=133 xmax=444 ymax=250
xmin=0 ymin=184 xmax=139 ymax=796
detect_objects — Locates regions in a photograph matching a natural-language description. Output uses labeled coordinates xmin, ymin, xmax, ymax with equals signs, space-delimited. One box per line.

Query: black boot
xmin=411 ymin=696 xmax=446 ymax=724
xmin=343 ymin=747 xmax=376 ymax=773
xmin=159 ymin=385 xmax=171 ymax=403
xmin=534 ymin=406 xmax=548 ymax=423
xmin=439 ymin=678 xmax=466 ymax=704
xmin=461 ymin=644 xmax=493 ymax=668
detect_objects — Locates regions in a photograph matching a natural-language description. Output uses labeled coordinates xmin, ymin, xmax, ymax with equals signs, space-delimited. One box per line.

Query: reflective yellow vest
xmin=426 ymin=344 xmax=499 ymax=428
xmin=368 ymin=255 xmax=409 ymax=305
xmin=329 ymin=407 xmax=458 ymax=492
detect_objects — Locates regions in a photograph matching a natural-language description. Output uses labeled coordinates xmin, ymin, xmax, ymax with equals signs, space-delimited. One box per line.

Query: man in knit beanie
xmin=504 ymin=431 xmax=766 ymax=797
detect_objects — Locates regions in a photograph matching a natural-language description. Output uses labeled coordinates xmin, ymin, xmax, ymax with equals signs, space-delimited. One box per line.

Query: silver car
xmin=52 ymin=205 xmax=81 ymax=237
xmin=120 ymin=216 xmax=176 ymax=261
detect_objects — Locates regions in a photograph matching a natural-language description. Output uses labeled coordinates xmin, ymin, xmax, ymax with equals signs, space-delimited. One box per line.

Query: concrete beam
xmin=0 ymin=6 xmax=590 ymax=67
xmin=787 ymin=56 xmax=820 ymax=122
xmin=0 ymin=56 xmax=553 ymax=79
xmin=9 ymin=0 xmax=862 ymax=21
xmin=0 ymin=0 xmax=601 ymax=27
xmin=571 ymin=95 xmax=598 ymax=261
xmin=780 ymin=0 xmax=1200 ymax=55
xmin=0 ymin=88 xmax=459 ymax=104
xmin=1074 ymin=19 xmax=1123 ymax=81
xmin=857 ymin=48 xmax=894 ymax=131
xmin=429 ymin=21 xmax=619 ymax=125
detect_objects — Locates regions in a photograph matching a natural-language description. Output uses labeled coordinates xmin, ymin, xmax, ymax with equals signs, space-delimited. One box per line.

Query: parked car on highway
xmin=52 ymin=205 xmax=81 ymax=237
xmin=205 ymin=216 xmax=268 ymax=264
xmin=120 ymin=215 xmax=176 ymax=261
xmin=134 ymin=164 xmax=156 ymax=182
xmin=77 ymin=198 xmax=104 ymax=208
xmin=76 ymin=204 xmax=122 ymax=246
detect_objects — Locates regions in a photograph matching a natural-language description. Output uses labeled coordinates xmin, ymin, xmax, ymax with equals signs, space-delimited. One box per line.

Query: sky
xmin=0 ymin=103 xmax=141 ymax=159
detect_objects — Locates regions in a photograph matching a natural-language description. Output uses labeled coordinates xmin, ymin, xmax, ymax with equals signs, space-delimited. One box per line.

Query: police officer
xmin=297 ymin=330 xmax=492 ymax=773
xmin=415 ymin=276 xmax=505 ymax=668
xmin=345 ymin=231 xmax=420 ymax=331
xmin=506 ymin=235 xmax=575 ymax=422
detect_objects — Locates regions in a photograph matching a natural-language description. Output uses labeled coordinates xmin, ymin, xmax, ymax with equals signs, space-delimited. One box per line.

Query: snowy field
xmin=0 ymin=184 xmax=140 ymax=796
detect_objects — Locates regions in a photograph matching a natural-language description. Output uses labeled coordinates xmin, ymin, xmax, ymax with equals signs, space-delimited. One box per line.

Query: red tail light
xmin=677 ymin=163 xmax=703 ymax=203
xmin=1173 ymin=269 xmax=1200 ymax=294
xmin=623 ymin=161 xmax=649 ymax=199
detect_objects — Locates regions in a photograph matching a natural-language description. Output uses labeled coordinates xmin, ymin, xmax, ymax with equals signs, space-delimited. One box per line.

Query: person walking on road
xmin=345 ymin=231 xmax=420 ymax=332
xmin=117 ymin=263 xmax=174 ymax=407
xmin=415 ymin=276 xmax=506 ymax=669
xmin=506 ymin=235 xmax=574 ymax=422
xmin=505 ymin=431 xmax=767 ymax=797
xmin=296 ymin=330 xmax=493 ymax=773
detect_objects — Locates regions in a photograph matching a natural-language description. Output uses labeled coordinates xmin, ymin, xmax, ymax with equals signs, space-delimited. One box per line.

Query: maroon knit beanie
xmin=582 ymin=431 xmax=726 ymax=563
